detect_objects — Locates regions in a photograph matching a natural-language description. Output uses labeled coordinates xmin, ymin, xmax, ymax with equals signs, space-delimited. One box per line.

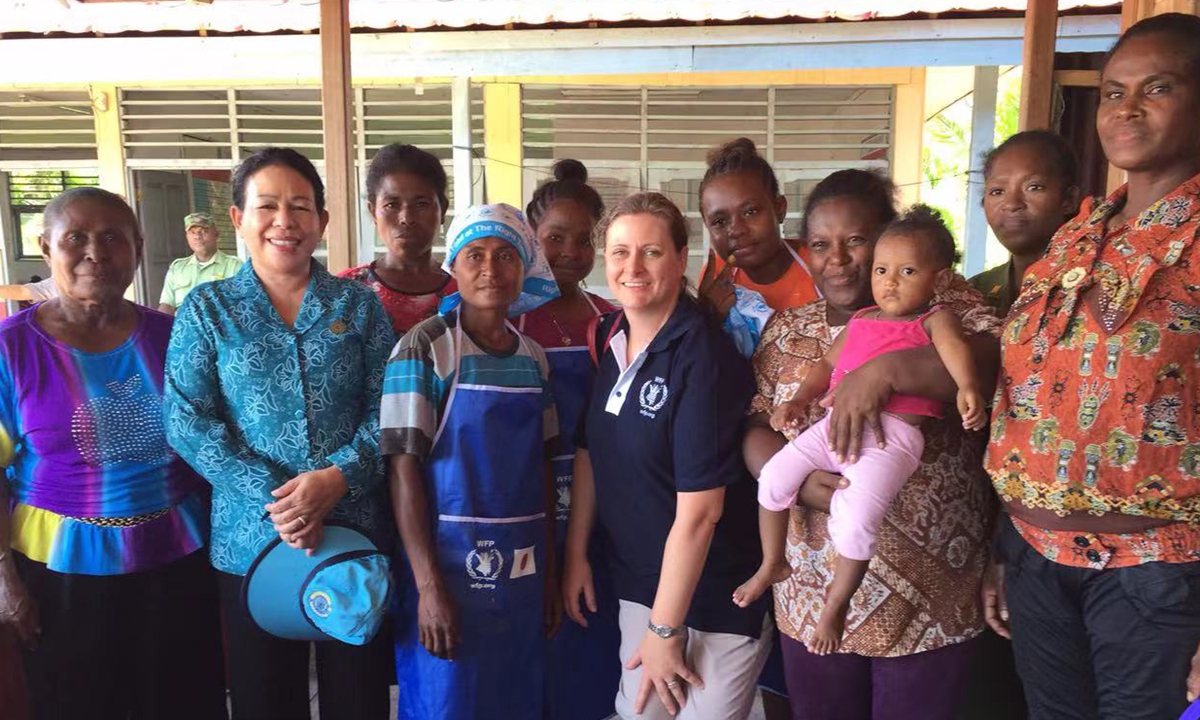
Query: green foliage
xmin=994 ymin=80 xmax=1021 ymax=146
xmin=8 ymin=170 xmax=97 ymax=206
xmin=920 ymin=68 xmax=1022 ymax=271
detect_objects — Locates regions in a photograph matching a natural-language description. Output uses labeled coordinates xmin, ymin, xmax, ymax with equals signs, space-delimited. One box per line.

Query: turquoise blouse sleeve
xmin=326 ymin=294 xmax=395 ymax=500
xmin=163 ymin=295 xmax=284 ymax=506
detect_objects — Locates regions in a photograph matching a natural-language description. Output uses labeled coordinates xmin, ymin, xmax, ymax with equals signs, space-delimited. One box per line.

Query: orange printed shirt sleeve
xmin=710 ymin=243 xmax=820 ymax=312
xmin=985 ymin=173 xmax=1200 ymax=569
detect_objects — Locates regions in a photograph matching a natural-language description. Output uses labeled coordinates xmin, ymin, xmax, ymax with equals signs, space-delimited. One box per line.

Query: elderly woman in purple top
xmin=0 ymin=188 xmax=225 ymax=720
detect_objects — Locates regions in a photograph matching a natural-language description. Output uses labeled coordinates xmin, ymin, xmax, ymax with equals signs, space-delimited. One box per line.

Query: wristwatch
xmin=648 ymin=619 xmax=682 ymax=639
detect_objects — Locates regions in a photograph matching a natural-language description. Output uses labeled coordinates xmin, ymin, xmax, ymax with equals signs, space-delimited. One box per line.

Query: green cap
xmin=184 ymin=212 xmax=216 ymax=229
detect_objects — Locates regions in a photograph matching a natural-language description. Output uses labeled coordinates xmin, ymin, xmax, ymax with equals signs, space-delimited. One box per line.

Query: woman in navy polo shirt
xmin=563 ymin=192 xmax=771 ymax=720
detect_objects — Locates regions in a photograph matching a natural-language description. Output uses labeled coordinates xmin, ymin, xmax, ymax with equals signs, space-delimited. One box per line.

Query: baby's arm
xmin=924 ymin=308 xmax=987 ymax=430
xmin=770 ymin=332 xmax=847 ymax=432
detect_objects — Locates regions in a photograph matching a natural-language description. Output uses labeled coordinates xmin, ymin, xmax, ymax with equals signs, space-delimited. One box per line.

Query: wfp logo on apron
xmin=466 ymin=540 xmax=539 ymax=590
xmin=466 ymin=540 xmax=504 ymax=589
xmin=555 ymin=479 xmax=571 ymax=522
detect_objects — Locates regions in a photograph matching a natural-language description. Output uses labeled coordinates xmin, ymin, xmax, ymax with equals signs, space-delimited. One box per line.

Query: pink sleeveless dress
xmin=829 ymin=306 xmax=944 ymax=418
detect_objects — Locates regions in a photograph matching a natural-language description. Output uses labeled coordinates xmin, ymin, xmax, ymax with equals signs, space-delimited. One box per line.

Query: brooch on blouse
xmin=1061 ymin=267 xmax=1086 ymax=290
xmin=329 ymin=320 xmax=348 ymax=335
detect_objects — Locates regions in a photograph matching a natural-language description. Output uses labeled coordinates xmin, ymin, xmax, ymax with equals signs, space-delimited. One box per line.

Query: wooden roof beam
xmin=1019 ymin=0 xmax=1058 ymax=131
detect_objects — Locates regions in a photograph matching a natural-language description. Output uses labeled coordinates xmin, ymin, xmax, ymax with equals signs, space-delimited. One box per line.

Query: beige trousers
xmin=614 ymin=600 xmax=772 ymax=720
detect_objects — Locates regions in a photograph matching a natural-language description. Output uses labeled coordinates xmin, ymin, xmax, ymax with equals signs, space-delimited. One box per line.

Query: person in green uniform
xmin=960 ymin=132 xmax=1079 ymax=720
xmin=969 ymin=131 xmax=1080 ymax=316
xmin=157 ymin=212 xmax=243 ymax=315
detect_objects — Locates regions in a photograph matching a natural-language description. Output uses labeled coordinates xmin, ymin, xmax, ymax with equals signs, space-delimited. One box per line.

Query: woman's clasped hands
xmin=265 ymin=466 xmax=348 ymax=553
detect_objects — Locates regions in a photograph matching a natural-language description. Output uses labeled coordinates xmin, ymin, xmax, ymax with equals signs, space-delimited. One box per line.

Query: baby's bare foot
xmin=807 ymin=606 xmax=847 ymax=656
xmin=732 ymin=562 xmax=792 ymax=608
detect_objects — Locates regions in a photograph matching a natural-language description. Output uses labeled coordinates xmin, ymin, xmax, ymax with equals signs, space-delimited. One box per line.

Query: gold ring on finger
xmin=298 ymin=515 xmax=308 ymax=527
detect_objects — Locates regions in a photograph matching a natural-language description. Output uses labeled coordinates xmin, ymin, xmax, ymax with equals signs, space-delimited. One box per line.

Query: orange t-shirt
xmin=708 ymin=243 xmax=820 ymax=312
xmin=986 ymin=173 xmax=1200 ymax=569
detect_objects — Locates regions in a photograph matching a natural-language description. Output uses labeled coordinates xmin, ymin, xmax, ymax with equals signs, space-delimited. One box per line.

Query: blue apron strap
xmin=429 ymin=320 xmax=466 ymax=449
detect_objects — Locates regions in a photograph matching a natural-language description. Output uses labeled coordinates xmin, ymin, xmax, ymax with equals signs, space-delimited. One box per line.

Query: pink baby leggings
xmin=758 ymin=412 xmax=924 ymax=561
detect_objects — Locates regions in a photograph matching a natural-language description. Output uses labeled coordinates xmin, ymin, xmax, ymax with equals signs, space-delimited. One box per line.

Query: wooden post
xmin=89 ymin=84 xmax=139 ymax=301
xmin=892 ymin=68 xmax=926 ymax=206
xmin=1019 ymin=0 xmax=1059 ymax=131
xmin=1151 ymin=0 xmax=1198 ymax=16
xmin=1122 ymin=0 xmax=1154 ymax=27
xmin=319 ymin=0 xmax=355 ymax=274
xmin=90 ymin=84 xmax=127 ymax=200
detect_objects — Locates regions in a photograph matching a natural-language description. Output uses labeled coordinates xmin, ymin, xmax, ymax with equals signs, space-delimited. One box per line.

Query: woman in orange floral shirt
xmin=985 ymin=14 xmax=1200 ymax=720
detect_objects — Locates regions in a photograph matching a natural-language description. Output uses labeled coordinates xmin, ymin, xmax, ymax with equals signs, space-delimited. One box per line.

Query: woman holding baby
xmin=741 ymin=169 xmax=1002 ymax=720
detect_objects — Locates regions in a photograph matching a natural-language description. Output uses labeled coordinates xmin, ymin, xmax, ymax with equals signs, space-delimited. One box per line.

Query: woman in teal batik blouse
xmin=164 ymin=147 xmax=395 ymax=720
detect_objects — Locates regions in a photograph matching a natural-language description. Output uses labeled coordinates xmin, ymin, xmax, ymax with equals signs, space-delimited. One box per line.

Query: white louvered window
xmin=522 ymin=84 xmax=893 ymax=292
xmin=0 ymin=91 xmax=97 ymax=167
xmin=120 ymin=87 xmax=329 ymax=263
xmin=121 ymin=88 xmax=325 ymax=165
xmin=118 ymin=85 xmax=484 ymax=265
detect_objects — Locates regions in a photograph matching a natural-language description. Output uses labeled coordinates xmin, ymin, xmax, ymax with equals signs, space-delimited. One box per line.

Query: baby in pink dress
xmin=734 ymin=205 xmax=988 ymax=655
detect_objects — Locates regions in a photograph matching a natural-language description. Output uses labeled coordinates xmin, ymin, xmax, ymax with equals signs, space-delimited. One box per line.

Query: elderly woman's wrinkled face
xmin=40 ymin=197 xmax=142 ymax=305
xmin=233 ymin=163 xmax=329 ymax=278
xmin=452 ymin=236 xmax=524 ymax=312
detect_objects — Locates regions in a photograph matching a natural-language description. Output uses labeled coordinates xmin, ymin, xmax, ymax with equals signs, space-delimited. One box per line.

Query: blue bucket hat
xmin=243 ymin=524 xmax=392 ymax=646
xmin=439 ymin=203 xmax=560 ymax=317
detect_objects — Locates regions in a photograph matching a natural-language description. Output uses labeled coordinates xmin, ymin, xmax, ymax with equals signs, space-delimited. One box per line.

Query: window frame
xmin=7 ymin=170 xmax=99 ymax=259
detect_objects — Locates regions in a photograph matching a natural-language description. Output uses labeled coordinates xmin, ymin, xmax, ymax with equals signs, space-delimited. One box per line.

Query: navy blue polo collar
xmin=613 ymin=294 xmax=705 ymax=355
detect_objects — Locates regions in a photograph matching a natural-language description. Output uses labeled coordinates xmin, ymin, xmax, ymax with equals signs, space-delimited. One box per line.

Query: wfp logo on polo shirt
xmin=639 ymin=377 xmax=669 ymax=419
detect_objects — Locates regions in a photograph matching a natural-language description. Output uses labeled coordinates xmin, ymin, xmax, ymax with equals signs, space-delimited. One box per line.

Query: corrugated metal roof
xmin=0 ymin=0 xmax=1120 ymax=36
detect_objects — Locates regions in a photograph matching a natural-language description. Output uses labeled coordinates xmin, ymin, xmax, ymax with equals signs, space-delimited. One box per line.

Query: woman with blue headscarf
xmin=381 ymin=203 xmax=563 ymax=720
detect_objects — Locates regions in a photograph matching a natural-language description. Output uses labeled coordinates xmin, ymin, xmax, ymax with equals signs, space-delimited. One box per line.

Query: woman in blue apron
xmin=519 ymin=159 xmax=621 ymax=720
xmin=380 ymin=203 xmax=562 ymax=720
